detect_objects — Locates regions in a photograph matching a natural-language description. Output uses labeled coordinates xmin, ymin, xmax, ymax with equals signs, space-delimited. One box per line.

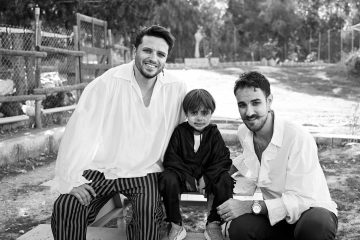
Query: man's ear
xmin=267 ymin=94 xmax=273 ymax=107
xmin=132 ymin=46 xmax=136 ymax=58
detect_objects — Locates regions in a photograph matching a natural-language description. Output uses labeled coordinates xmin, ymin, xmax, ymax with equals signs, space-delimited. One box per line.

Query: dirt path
xmin=0 ymin=160 xmax=57 ymax=240
xmin=177 ymin=65 xmax=360 ymax=135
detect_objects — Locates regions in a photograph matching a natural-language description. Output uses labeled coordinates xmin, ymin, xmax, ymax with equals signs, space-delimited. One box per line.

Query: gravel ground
xmin=1 ymin=144 xmax=359 ymax=240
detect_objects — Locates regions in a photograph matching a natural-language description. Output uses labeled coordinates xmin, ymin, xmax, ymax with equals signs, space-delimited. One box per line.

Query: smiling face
xmin=134 ymin=35 xmax=169 ymax=79
xmin=235 ymin=87 xmax=272 ymax=133
xmin=186 ymin=106 xmax=212 ymax=132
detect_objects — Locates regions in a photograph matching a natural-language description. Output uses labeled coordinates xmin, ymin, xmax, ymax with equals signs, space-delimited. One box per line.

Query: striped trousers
xmin=51 ymin=170 xmax=164 ymax=240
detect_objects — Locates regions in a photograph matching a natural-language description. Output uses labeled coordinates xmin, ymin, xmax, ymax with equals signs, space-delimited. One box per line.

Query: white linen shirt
xmin=233 ymin=114 xmax=337 ymax=226
xmin=53 ymin=61 xmax=187 ymax=193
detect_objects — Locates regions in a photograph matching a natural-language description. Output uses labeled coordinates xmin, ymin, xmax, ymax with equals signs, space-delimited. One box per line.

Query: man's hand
xmin=69 ymin=184 xmax=96 ymax=206
xmin=217 ymin=199 xmax=252 ymax=222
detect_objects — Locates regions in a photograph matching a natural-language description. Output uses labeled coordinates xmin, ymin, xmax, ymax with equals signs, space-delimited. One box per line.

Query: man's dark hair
xmin=134 ymin=25 xmax=175 ymax=53
xmin=183 ymin=89 xmax=216 ymax=114
xmin=233 ymin=71 xmax=271 ymax=97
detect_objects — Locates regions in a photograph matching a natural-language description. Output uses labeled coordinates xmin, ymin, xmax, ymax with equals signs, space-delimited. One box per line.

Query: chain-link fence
xmin=217 ymin=28 xmax=358 ymax=64
xmin=0 ymin=25 xmax=38 ymax=131
xmin=77 ymin=13 xmax=111 ymax=82
xmin=341 ymin=28 xmax=360 ymax=62
xmin=0 ymin=23 xmax=79 ymax=129
xmin=0 ymin=12 xmax=128 ymax=131
xmin=38 ymin=26 xmax=77 ymax=111
xmin=0 ymin=25 xmax=36 ymax=95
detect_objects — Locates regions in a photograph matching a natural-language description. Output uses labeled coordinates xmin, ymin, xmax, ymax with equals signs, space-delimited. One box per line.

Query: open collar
xmin=240 ymin=112 xmax=283 ymax=148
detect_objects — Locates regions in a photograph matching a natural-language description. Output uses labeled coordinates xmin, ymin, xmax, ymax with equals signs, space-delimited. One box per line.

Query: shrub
xmin=345 ymin=50 xmax=360 ymax=77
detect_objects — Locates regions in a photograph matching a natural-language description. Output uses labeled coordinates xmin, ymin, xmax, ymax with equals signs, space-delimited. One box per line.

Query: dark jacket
xmin=163 ymin=122 xmax=232 ymax=192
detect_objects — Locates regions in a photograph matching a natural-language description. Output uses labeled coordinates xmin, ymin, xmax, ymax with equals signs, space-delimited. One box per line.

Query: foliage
xmin=262 ymin=38 xmax=280 ymax=60
xmin=305 ymin=51 xmax=317 ymax=62
xmin=153 ymin=0 xmax=201 ymax=61
xmin=1 ymin=0 xmax=360 ymax=62
xmin=0 ymin=0 xmax=165 ymax=45
xmin=345 ymin=50 xmax=360 ymax=77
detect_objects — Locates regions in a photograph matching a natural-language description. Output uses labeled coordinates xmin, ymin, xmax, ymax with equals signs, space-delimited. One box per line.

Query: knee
xmin=159 ymin=171 xmax=180 ymax=191
xmin=295 ymin=208 xmax=338 ymax=240
xmin=213 ymin=173 xmax=233 ymax=193
xmin=53 ymin=194 xmax=81 ymax=215
xmin=228 ymin=215 xmax=258 ymax=240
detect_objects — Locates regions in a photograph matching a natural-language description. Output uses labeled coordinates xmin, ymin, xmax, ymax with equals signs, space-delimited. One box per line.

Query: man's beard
xmin=244 ymin=112 xmax=269 ymax=132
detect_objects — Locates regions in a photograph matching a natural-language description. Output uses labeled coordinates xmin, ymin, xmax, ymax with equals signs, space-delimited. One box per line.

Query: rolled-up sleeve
xmin=279 ymin=134 xmax=320 ymax=224
xmin=265 ymin=198 xmax=287 ymax=225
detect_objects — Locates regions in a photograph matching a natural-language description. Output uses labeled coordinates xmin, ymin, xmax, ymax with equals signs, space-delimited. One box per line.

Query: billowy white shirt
xmin=233 ymin=113 xmax=337 ymax=226
xmin=53 ymin=61 xmax=187 ymax=193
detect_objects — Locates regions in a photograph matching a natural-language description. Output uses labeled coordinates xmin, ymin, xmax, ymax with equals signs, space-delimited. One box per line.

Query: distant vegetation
xmin=1 ymin=0 xmax=360 ymax=62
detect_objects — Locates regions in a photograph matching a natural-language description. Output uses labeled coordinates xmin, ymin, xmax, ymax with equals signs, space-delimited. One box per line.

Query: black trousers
xmin=228 ymin=207 xmax=338 ymax=240
xmin=159 ymin=169 xmax=233 ymax=224
xmin=51 ymin=170 xmax=164 ymax=240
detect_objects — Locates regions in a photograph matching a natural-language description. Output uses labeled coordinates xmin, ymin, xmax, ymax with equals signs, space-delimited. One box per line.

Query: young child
xmin=159 ymin=89 xmax=233 ymax=240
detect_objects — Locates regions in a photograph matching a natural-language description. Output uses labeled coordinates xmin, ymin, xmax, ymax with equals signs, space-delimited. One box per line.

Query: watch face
xmin=252 ymin=201 xmax=261 ymax=214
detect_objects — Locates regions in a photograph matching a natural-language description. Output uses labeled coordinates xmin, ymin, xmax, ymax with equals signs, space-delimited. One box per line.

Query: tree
xmin=154 ymin=0 xmax=201 ymax=60
xmin=225 ymin=0 xmax=270 ymax=60
xmin=0 ymin=1 xmax=165 ymax=43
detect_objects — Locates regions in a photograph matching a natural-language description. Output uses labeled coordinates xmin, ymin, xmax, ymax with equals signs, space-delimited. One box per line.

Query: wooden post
xmin=352 ymin=29 xmax=354 ymax=52
xmin=233 ymin=26 xmax=237 ymax=61
xmin=318 ymin=32 xmax=321 ymax=61
xmin=34 ymin=6 xmax=42 ymax=128
xmin=107 ymin=29 xmax=113 ymax=67
xmin=108 ymin=29 xmax=112 ymax=46
xmin=92 ymin=19 xmax=95 ymax=47
xmin=309 ymin=30 xmax=312 ymax=53
xmin=74 ymin=25 xmax=82 ymax=102
xmin=35 ymin=99 xmax=42 ymax=128
xmin=34 ymin=6 xmax=42 ymax=89
xmin=340 ymin=30 xmax=343 ymax=62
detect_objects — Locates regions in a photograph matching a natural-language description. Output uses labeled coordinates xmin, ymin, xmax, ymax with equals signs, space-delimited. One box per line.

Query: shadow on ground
xmin=213 ymin=65 xmax=360 ymax=102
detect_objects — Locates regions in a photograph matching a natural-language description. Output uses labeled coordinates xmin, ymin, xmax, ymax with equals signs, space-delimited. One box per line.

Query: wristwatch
xmin=251 ymin=200 xmax=262 ymax=215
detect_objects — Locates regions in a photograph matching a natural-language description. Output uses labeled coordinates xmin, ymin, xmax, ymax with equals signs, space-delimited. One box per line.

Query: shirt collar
xmin=241 ymin=111 xmax=283 ymax=148
xmin=270 ymin=112 xmax=283 ymax=147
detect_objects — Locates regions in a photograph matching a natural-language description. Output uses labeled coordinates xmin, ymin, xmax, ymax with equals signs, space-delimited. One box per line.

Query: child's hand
xmin=185 ymin=180 xmax=196 ymax=192
xmin=196 ymin=177 xmax=206 ymax=196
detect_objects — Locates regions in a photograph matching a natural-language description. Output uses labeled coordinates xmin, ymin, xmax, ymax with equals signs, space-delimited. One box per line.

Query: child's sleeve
xmin=205 ymin=127 xmax=232 ymax=181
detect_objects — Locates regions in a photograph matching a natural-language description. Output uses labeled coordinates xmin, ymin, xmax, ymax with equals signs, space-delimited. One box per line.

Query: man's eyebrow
xmin=157 ymin=50 xmax=167 ymax=55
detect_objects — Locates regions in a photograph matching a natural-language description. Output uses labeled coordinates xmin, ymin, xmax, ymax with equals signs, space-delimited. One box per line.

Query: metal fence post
xmin=328 ymin=30 xmax=331 ymax=63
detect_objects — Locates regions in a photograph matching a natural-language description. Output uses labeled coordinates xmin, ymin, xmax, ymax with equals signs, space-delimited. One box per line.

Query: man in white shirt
xmin=51 ymin=25 xmax=187 ymax=240
xmin=217 ymin=71 xmax=338 ymax=240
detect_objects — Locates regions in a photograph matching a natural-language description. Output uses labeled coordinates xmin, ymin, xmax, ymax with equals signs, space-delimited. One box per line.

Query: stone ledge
xmin=17 ymin=224 xmax=206 ymax=240
xmin=1 ymin=123 xmax=359 ymax=167
xmin=0 ymin=126 xmax=64 ymax=166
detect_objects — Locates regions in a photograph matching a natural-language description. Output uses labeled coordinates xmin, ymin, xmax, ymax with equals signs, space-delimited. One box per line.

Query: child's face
xmin=186 ymin=106 xmax=212 ymax=132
